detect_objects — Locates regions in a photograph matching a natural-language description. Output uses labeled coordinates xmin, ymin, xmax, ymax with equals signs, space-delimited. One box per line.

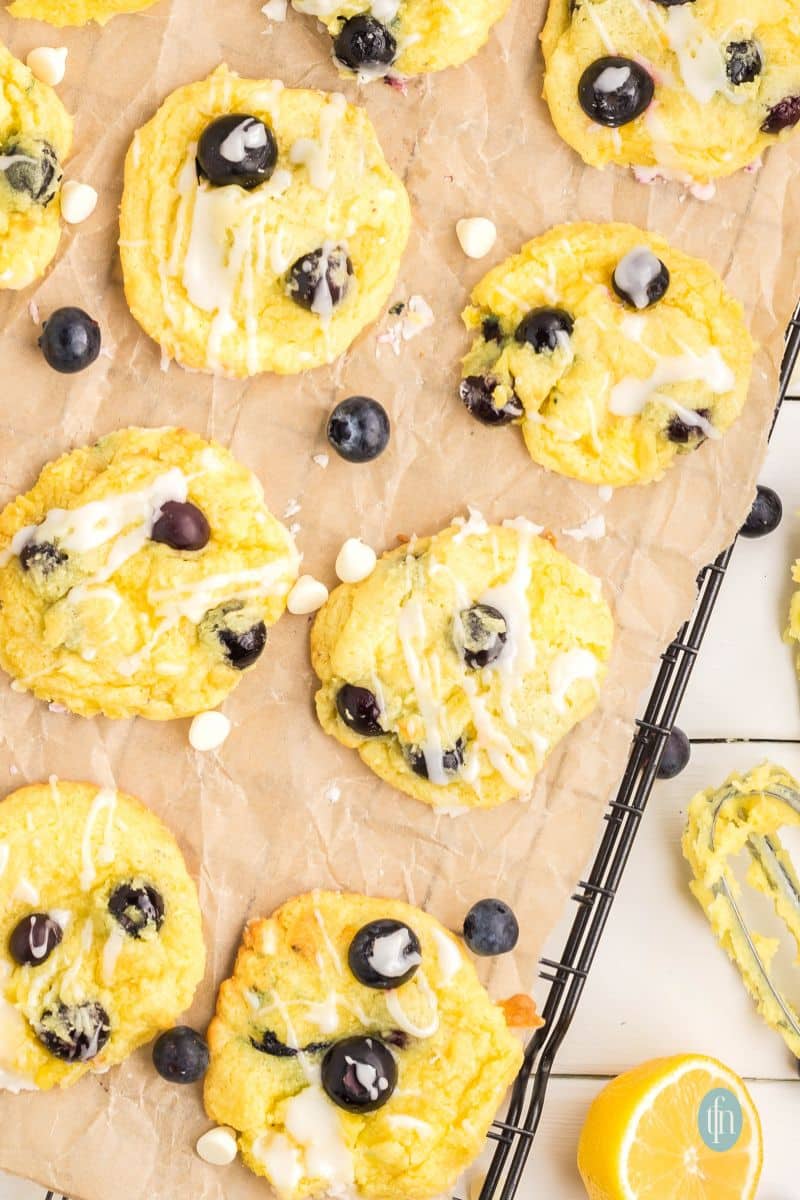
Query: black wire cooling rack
xmin=462 ymin=311 xmax=800 ymax=1200
xmin=40 ymin=321 xmax=800 ymax=1200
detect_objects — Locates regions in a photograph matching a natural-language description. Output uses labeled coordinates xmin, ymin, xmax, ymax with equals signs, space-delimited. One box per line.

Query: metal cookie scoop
xmin=683 ymin=765 xmax=800 ymax=1058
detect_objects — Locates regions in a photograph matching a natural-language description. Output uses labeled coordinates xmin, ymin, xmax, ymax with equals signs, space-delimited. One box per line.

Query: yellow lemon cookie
xmin=7 ymin=0 xmax=157 ymax=24
xmin=459 ymin=222 xmax=753 ymax=487
xmin=311 ymin=515 xmax=614 ymax=811
xmin=0 ymin=42 xmax=72 ymax=289
xmin=289 ymin=0 xmax=511 ymax=79
xmin=205 ymin=890 xmax=524 ymax=1200
xmin=0 ymin=426 xmax=299 ymax=720
xmin=541 ymin=0 xmax=800 ymax=185
xmin=0 ymin=780 xmax=204 ymax=1091
xmin=119 ymin=65 xmax=411 ymax=377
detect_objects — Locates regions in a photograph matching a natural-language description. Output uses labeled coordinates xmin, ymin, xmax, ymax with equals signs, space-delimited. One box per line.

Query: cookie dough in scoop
xmin=120 ymin=65 xmax=410 ymax=377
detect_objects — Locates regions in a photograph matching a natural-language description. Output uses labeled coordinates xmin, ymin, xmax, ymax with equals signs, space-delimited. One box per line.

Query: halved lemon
xmin=577 ymin=1054 xmax=762 ymax=1199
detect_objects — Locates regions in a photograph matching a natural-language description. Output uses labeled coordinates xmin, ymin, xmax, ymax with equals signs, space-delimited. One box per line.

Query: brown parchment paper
xmin=0 ymin=0 xmax=797 ymax=1194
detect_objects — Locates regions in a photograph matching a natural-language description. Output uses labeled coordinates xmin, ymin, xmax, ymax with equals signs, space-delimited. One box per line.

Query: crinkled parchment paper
xmin=0 ymin=0 xmax=797 ymax=1195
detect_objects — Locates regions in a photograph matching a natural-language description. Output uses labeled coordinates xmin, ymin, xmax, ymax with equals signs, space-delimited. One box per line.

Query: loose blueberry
xmin=287 ymin=245 xmax=352 ymax=313
xmin=9 ymin=913 xmax=62 ymax=966
xmin=482 ymin=316 xmax=502 ymax=343
xmin=336 ymin=684 xmax=384 ymax=736
xmin=459 ymin=376 xmax=524 ymax=426
xmin=39 ymin=307 xmax=101 ymax=374
xmin=334 ymin=16 xmax=397 ymax=71
xmin=151 ymin=501 xmax=210 ymax=551
xmin=666 ymin=409 xmax=710 ymax=444
xmin=252 ymin=1029 xmax=331 ymax=1057
xmin=578 ymin=57 xmax=655 ymax=127
xmin=515 ymin=307 xmax=574 ymax=353
xmin=740 ymin=485 xmax=782 ymax=539
xmin=321 ymin=1035 xmax=397 ymax=1112
xmin=327 ymin=396 xmax=390 ymax=463
xmin=108 ymin=882 xmax=165 ymax=938
xmin=457 ymin=604 xmax=507 ymax=669
xmin=726 ymin=40 xmax=763 ymax=87
xmin=348 ymin=919 xmax=422 ymax=989
xmin=0 ymin=139 xmax=60 ymax=205
xmin=655 ymin=727 xmax=691 ymax=780
xmin=196 ymin=115 xmax=277 ymax=189
xmin=463 ymin=898 xmax=519 ymax=956
xmin=405 ymin=738 xmax=465 ymax=780
xmin=35 ymin=1001 xmax=110 ymax=1062
xmin=152 ymin=1025 xmax=210 ymax=1083
xmin=612 ymin=247 xmax=670 ymax=310
xmin=19 ymin=539 xmax=67 ymax=576
xmin=762 ymin=96 xmax=800 ymax=134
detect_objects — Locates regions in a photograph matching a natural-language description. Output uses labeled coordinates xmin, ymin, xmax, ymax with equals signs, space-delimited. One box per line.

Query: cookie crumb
xmin=312 ymin=453 xmax=329 ymax=469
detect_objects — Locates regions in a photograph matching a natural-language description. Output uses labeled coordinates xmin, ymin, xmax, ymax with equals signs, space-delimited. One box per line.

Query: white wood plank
xmin=0 ymin=1177 xmax=42 ymax=1200
xmin=679 ymin=401 xmax=800 ymax=738
xmin=538 ymin=741 xmax=800 ymax=1081
xmin=505 ymin=1076 xmax=798 ymax=1198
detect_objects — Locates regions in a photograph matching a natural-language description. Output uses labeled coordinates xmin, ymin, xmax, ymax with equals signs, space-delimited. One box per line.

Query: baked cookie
xmin=541 ymin=0 xmax=800 ymax=185
xmin=119 ymin=66 xmax=411 ymax=377
xmin=459 ymin=222 xmax=753 ymax=488
xmin=311 ymin=515 xmax=613 ymax=810
xmin=6 ymin=0 xmax=156 ymax=23
xmin=289 ymin=0 xmax=512 ymax=80
xmin=0 ymin=426 xmax=299 ymax=719
xmin=205 ymin=890 xmax=523 ymax=1199
xmin=0 ymin=780 xmax=204 ymax=1091
xmin=0 ymin=42 xmax=72 ymax=289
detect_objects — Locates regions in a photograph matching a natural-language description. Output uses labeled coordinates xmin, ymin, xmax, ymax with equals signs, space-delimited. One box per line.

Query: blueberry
xmin=655 ymin=727 xmax=691 ymax=780
xmin=152 ymin=1026 xmax=210 ymax=1083
xmin=459 ymin=376 xmax=524 ymax=426
xmin=151 ymin=501 xmax=210 ymax=551
xmin=321 ymin=1036 xmax=397 ymax=1112
xmin=405 ymin=738 xmax=465 ymax=780
xmin=651 ymin=0 xmax=696 ymax=5
xmin=348 ymin=919 xmax=421 ymax=989
xmin=9 ymin=913 xmax=62 ymax=966
xmin=251 ymin=1029 xmax=331 ymax=1057
xmin=327 ymin=396 xmax=390 ymax=463
xmin=762 ymin=96 xmax=800 ymax=134
xmin=108 ymin=882 xmax=165 ymax=938
xmin=39 ymin=307 xmax=101 ymax=374
xmin=578 ymin=57 xmax=655 ymax=127
xmin=726 ymin=40 xmax=763 ymax=87
xmin=19 ymin=539 xmax=67 ymax=576
xmin=740 ymin=485 xmax=782 ymax=538
xmin=287 ymin=245 xmax=352 ymax=313
xmin=0 ymin=139 xmax=60 ymax=205
xmin=201 ymin=601 xmax=268 ymax=669
xmin=666 ymin=409 xmax=710 ymax=444
xmin=482 ymin=316 xmax=502 ymax=343
xmin=35 ymin=1001 xmax=110 ymax=1062
xmin=612 ymin=247 xmax=670 ymax=310
xmin=514 ymin=307 xmax=574 ymax=353
xmin=334 ymin=16 xmax=397 ymax=71
xmin=196 ymin=115 xmax=277 ymax=189
xmin=336 ymin=684 xmax=384 ymax=736
xmin=457 ymin=604 xmax=507 ymax=669
xmin=463 ymin=898 xmax=519 ymax=956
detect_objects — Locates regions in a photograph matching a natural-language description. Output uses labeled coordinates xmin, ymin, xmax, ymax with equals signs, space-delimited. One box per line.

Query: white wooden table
xmin=3 ymin=387 xmax=799 ymax=1200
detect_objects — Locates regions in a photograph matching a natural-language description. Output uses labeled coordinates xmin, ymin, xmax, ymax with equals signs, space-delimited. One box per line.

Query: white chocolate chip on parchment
xmin=196 ymin=1126 xmax=238 ymax=1166
xmin=60 ymin=181 xmax=99 ymax=225
xmin=189 ymin=711 xmax=231 ymax=752
xmin=335 ymin=538 xmax=377 ymax=584
xmin=456 ymin=217 xmax=497 ymax=260
xmin=287 ymin=575 xmax=329 ymax=615
xmin=26 ymin=46 xmax=67 ymax=87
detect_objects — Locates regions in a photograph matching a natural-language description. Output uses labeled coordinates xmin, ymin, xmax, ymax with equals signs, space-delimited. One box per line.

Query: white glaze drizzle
xmin=397 ymin=598 xmax=448 ymax=785
xmin=368 ymin=927 xmax=421 ymax=979
xmin=431 ymin=928 xmax=463 ymax=985
xmin=102 ymin=925 xmax=126 ymax=985
xmin=613 ymin=246 xmax=664 ymax=310
xmin=289 ymin=93 xmax=346 ymax=192
xmin=385 ymin=969 xmax=439 ymax=1038
xmin=662 ymin=7 xmax=741 ymax=106
xmin=80 ymin=788 xmax=117 ymax=891
xmin=609 ymin=346 xmax=734 ymax=423
xmin=11 ymin=878 xmax=40 ymax=905
xmin=0 ymin=844 xmax=8 ymax=879
xmin=548 ymin=649 xmax=599 ymax=715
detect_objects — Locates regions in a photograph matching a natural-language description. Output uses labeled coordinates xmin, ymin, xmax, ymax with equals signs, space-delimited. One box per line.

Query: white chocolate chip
xmin=60 ymin=181 xmax=99 ymax=225
xmin=26 ymin=46 xmax=67 ymax=87
xmin=456 ymin=217 xmax=497 ymax=260
xmin=287 ymin=574 xmax=329 ymax=615
xmin=188 ymin=711 xmax=231 ymax=752
xmin=196 ymin=1126 xmax=238 ymax=1166
xmin=335 ymin=538 xmax=377 ymax=584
